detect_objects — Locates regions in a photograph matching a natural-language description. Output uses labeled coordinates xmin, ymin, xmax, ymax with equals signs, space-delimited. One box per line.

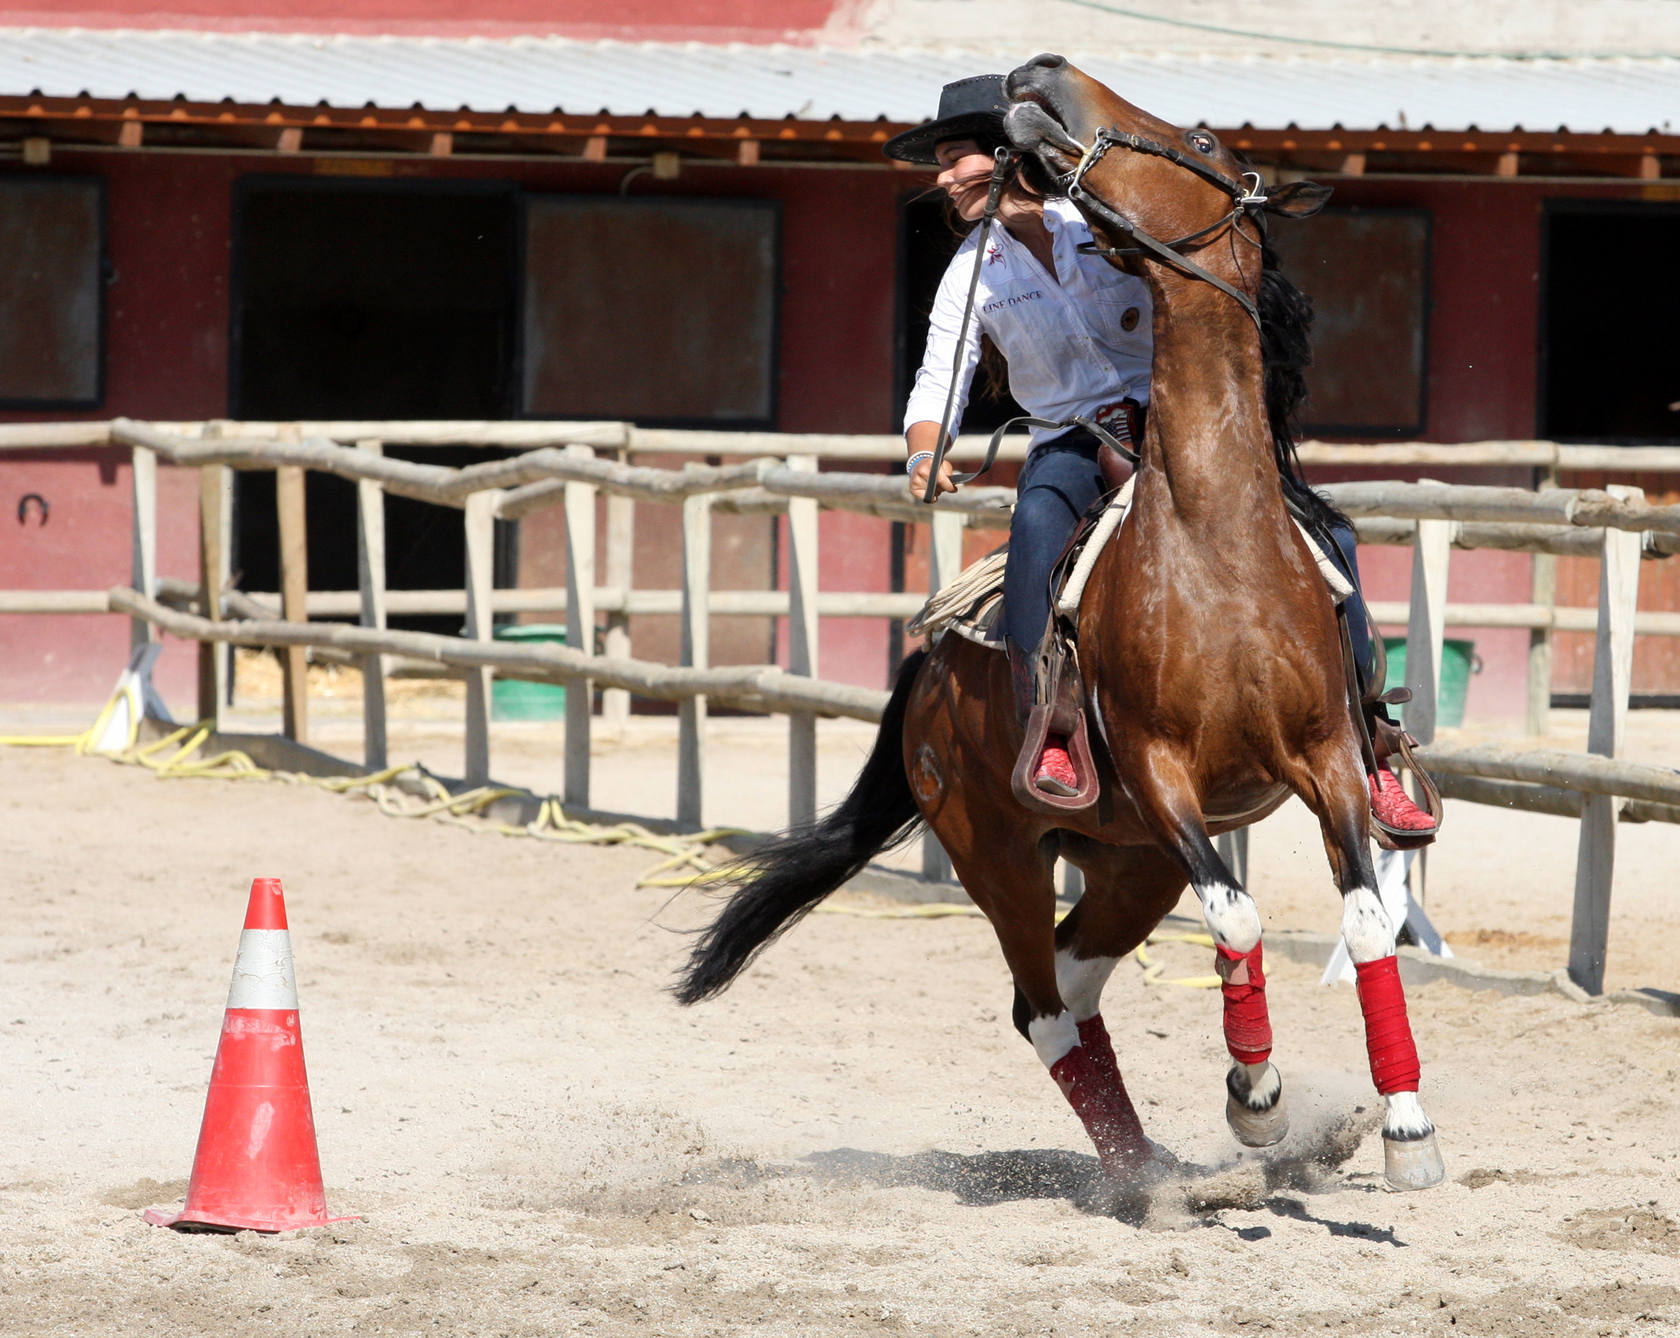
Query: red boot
xmin=1035 ymin=736 xmax=1078 ymax=796
xmin=1370 ymin=761 xmax=1437 ymax=833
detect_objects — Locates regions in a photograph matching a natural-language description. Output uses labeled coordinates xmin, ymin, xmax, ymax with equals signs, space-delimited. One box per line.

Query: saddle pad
xmin=907 ymin=484 xmax=1353 ymax=647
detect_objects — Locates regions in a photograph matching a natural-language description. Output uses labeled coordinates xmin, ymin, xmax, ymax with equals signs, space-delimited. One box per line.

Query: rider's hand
xmin=909 ymin=456 xmax=958 ymax=502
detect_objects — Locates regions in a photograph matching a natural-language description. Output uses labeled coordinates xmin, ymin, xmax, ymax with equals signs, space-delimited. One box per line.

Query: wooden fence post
xmin=356 ymin=440 xmax=389 ymax=770
xmin=129 ymin=444 xmax=157 ymax=652
xmin=1568 ymin=484 xmax=1643 ymax=995
xmin=275 ymin=445 xmax=309 ymax=744
xmin=786 ymin=456 xmax=820 ymax=826
xmin=564 ymin=444 xmax=597 ymax=807
xmin=1401 ymin=509 xmax=1454 ymax=905
xmin=463 ymin=490 xmax=496 ymax=787
xmin=1402 ymin=512 xmax=1454 ymax=747
xmin=196 ymin=459 xmax=231 ymax=724
xmin=601 ymin=448 xmax=635 ymax=735
xmin=1527 ymin=461 xmax=1559 ymax=736
xmin=922 ymin=508 xmax=965 ymax=883
xmin=678 ymin=492 xmax=713 ymax=827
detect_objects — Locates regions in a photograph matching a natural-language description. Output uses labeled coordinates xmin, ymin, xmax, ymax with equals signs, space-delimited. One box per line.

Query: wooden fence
xmin=5 ymin=418 xmax=1680 ymax=994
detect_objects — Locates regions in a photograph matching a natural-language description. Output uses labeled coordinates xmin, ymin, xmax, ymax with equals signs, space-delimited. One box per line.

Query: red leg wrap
xmin=1215 ymin=942 xmax=1273 ymax=1065
xmin=1353 ymin=955 xmax=1421 ymax=1094
xmin=1051 ymin=1027 xmax=1149 ymax=1175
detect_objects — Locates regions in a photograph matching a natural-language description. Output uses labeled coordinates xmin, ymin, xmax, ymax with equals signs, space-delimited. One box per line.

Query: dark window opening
xmin=0 ymin=176 xmax=104 ymax=407
xmin=522 ymin=196 xmax=779 ymax=426
xmin=1542 ymin=201 xmax=1680 ymax=443
xmin=1280 ymin=207 xmax=1432 ymax=438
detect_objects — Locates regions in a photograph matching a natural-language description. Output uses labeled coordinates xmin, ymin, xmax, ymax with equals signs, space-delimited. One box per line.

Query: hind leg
xmin=1114 ymin=751 xmax=1290 ymax=1148
xmin=1028 ymin=840 xmax=1194 ymax=1167
xmin=1294 ymin=745 xmax=1445 ymax=1189
xmin=950 ymin=836 xmax=1158 ymax=1177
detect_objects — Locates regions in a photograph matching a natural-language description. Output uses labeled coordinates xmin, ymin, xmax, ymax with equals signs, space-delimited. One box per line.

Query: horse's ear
xmin=1266 ymin=180 xmax=1333 ymax=218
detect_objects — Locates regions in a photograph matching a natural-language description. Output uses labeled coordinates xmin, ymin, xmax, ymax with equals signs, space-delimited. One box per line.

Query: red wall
xmin=1 ymin=152 xmax=1671 ymax=713
xmin=0 ymin=0 xmax=855 ymax=40
xmin=0 ymin=150 xmax=905 ymax=705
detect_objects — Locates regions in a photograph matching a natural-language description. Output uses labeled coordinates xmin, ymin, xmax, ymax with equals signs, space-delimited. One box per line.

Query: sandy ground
xmin=4 ymin=677 xmax=1680 ymax=1337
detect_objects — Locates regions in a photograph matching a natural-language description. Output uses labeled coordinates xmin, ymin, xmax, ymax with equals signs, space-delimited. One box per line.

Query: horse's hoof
xmin=1226 ymin=1090 xmax=1289 ymax=1148
xmin=1383 ymin=1129 xmax=1445 ymax=1190
xmin=1225 ymin=1064 xmax=1287 ymax=1148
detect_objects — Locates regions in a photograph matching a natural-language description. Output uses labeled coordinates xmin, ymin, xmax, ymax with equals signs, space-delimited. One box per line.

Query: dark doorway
xmin=1541 ymin=201 xmax=1680 ymax=443
xmin=230 ymin=181 xmax=519 ymax=628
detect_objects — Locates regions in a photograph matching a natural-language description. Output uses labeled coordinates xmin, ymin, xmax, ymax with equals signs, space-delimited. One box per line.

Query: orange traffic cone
xmin=145 ymin=877 xmax=356 ymax=1232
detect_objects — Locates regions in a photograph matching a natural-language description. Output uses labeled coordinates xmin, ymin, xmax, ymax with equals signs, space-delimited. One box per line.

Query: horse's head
xmin=1004 ymin=54 xmax=1330 ymax=302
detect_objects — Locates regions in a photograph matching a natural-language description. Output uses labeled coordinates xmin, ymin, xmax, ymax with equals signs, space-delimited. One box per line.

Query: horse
xmin=675 ymin=54 xmax=1445 ymax=1193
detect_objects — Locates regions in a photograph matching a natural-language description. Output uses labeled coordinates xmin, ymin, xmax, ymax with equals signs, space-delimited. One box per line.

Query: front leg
xmin=1307 ymin=751 xmax=1446 ymax=1190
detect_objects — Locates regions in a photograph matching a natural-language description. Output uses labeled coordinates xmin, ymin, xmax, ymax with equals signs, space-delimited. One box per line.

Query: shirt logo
xmin=981 ymin=290 xmax=1043 ymax=314
xmin=1120 ymin=306 xmax=1141 ymax=331
xmin=986 ymin=244 xmax=1004 ymax=265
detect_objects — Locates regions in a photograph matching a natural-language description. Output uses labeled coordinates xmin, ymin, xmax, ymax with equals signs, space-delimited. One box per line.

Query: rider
xmin=885 ymin=74 xmax=1437 ymax=835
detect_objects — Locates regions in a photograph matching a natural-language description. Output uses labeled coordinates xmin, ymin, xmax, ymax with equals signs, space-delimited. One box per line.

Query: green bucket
xmin=1382 ymin=636 xmax=1479 ymax=729
xmin=491 ymin=624 xmax=567 ymax=721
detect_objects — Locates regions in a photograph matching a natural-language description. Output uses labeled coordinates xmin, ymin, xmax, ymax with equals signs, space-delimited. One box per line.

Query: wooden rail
xmin=6 ymin=419 xmax=1680 ymax=993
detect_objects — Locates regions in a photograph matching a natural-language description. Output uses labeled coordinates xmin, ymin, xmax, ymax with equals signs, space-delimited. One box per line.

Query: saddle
xmin=906 ymin=442 xmax=1136 ymax=817
xmin=909 ymin=455 xmax=1442 ymax=837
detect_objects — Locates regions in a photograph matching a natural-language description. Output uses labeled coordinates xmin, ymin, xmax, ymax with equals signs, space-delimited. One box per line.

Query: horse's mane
xmin=1257 ymin=231 xmax=1352 ymax=536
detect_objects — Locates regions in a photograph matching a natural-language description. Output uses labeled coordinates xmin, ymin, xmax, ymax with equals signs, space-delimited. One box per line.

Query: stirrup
xmin=1008 ymin=635 xmax=1101 ymax=815
xmin=1367 ymin=708 xmax=1444 ymax=851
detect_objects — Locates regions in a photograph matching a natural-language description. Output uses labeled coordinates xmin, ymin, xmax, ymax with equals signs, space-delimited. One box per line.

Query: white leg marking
xmin=1055 ymin=949 xmax=1120 ymax=1022
xmin=1027 ymin=1010 xmax=1079 ymax=1069
xmin=1340 ymin=884 xmax=1396 ymax=963
xmin=1196 ymin=881 xmax=1261 ymax=953
xmin=1229 ymin=1060 xmax=1281 ymax=1111
xmin=1383 ymin=1090 xmax=1434 ymax=1140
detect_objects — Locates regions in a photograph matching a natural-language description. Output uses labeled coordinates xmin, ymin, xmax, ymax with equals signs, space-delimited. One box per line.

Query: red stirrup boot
xmin=1035 ymin=737 xmax=1079 ymax=796
xmin=1370 ymin=760 xmax=1437 ymax=833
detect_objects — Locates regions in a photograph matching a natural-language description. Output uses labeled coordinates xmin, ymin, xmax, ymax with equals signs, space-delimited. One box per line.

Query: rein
xmin=923 ymin=147 xmax=1018 ymax=503
xmin=1060 ymin=126 xmax=1270 ymax=335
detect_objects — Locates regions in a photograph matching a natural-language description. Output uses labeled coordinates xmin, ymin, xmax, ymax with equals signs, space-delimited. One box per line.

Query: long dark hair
xmin=1257 ymin=231 xmax=1352 ymax=536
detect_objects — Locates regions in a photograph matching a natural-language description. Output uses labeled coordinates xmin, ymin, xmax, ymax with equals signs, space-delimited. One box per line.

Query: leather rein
xmin=919 ymin=126 xmax=1273 ymax=494
xmin=1060 ymin=126 xmax=1271 ymax=335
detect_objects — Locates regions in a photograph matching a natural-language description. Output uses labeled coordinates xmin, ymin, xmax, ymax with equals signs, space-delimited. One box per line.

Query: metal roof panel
xmin=0 ymin=30 xmax=1675 ymax=136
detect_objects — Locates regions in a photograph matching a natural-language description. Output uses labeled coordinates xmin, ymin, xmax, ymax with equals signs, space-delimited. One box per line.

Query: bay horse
xmin=675 ymin=54 xmax=1444 ymax=1193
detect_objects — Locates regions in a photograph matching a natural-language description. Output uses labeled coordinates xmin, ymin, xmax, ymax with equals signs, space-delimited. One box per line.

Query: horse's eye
xmin=1188 ymin=131 xmax=1216 ymax=154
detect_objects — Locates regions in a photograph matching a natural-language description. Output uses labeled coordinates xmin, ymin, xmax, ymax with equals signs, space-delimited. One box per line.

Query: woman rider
xmin=886 ymin=74 xmax=1436 ymax=834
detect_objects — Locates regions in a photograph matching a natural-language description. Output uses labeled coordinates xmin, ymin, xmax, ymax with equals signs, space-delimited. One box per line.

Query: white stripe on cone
xmin=226 ymin=929 xmax=300 ymax=1010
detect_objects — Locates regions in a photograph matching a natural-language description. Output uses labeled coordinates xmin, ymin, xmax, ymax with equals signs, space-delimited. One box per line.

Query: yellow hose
xmin=1 ymin=690 xmax=743 ymax=886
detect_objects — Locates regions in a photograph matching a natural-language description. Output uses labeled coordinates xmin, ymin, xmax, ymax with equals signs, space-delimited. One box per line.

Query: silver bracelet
xmin=905 ymin=451 xmax=934 ymax=476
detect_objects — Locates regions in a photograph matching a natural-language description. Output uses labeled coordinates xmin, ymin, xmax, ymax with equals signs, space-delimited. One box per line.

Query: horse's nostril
xmin=1027 ymin=52 xmax=1066 ymax=70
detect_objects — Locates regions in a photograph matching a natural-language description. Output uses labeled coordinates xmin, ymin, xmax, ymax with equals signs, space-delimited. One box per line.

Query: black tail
xmin=673 ymin=650 xmax=929 ymax=1005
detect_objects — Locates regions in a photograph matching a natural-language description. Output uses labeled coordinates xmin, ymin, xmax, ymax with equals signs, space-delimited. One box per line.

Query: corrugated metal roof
xmin=1 ymin=28 xmax=1677 ymax=136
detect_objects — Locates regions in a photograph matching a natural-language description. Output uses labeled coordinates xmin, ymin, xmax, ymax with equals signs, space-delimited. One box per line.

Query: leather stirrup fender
xmin=1009 ymin=632 xmax=1102 ymax=815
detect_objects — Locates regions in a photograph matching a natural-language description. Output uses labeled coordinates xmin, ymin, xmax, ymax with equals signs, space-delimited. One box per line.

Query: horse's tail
xmin=672 ymin=649 xmax=929 ymax=1005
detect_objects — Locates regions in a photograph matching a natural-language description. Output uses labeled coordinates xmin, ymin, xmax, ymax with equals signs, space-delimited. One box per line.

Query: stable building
xmin=2 ymin=25 xmax=1678 ymax=710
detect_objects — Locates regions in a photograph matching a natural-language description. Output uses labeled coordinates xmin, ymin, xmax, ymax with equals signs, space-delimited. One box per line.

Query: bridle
xmin=1059 ymin=125 xmax=1271 ymax=334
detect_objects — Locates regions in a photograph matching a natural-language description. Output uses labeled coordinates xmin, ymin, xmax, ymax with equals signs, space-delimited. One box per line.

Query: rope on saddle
xmin=905 ymin=546 xmax=1009 ymax=642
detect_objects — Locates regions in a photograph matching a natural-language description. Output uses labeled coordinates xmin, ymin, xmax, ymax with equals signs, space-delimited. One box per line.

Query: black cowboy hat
xmin=882 ymin=74 xmax=1010 ymax=165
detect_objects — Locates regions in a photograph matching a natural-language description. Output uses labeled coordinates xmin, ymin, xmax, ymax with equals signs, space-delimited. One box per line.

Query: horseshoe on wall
xmin=16 ymin=493 xmax=48 ymax=525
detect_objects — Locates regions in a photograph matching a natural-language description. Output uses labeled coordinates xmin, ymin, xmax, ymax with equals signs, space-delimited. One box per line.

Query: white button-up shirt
xmin=904 ymin=196 xmax=1153 ymax=448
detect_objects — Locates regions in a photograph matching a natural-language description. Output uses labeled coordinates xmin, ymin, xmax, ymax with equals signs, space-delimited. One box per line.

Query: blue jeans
xmin=1002 ymin=430 xmax=1107 ymax=654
